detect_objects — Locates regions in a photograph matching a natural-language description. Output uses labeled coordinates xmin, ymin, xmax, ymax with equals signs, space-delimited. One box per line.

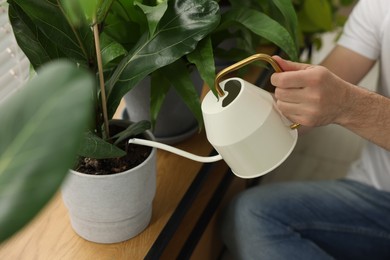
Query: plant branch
xmin=93 ymin=20 xmax=110 ymax=138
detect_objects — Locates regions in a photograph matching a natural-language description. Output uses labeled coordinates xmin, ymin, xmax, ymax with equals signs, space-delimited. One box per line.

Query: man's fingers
xmin=274 ymin=87 xmax=302 ymax=103
xmin=271 ymin=56 xmax=316 ymax=89
xmin=275 ymin=99 xmax=302 ymax=122
xmin=272 ymin=56 xmax=311 ymax=72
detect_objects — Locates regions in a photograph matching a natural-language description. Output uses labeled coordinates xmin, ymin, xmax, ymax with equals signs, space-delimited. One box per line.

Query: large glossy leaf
xmin=103 ymin=0 xmax=147 ymax=48
xmin=106 ymin=0 xmax=220 ymax=117
xmin=135 ymin=0 xmax=168 ymax=37
xmin=218 ymin=7 xmax=298 ymax=61
xmin=0 ymin=61 xmax=94 ymax=243
xmin=100 ymin=33 xmax=127 ymax=68
xmin=187 ymin=37 xmax=217 ymax=96
xmin=7 ymin=3 xmax=66 ymax=68
xmin=8 ymin=0 xmax=94 ymax=69
xmin=271 ymin=0 xmax=299 ymax=53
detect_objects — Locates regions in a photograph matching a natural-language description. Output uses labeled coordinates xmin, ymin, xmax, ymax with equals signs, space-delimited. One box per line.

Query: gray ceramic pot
xmin=123 ymin=71 xmax=203 ymax=144
xmin=61 ymin=130 xmax=157 ymax=244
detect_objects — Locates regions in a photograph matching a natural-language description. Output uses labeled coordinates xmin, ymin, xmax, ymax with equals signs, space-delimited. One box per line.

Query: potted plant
xmin=6 ymin=0 xmax=220 ymax=243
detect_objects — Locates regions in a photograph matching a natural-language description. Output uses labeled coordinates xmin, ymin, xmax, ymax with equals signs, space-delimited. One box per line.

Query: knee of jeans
xmin=220 ymin=189 xmax=262 ymax=237
xmin=220 ymin=186 xmax=288 ymax=235
xmin=219 ymin=193 xmax=246 ymax=244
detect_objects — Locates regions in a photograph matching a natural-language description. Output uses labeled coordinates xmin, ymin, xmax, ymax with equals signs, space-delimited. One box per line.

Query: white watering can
xmin=129 ymin=54 xmax=299 ymax=179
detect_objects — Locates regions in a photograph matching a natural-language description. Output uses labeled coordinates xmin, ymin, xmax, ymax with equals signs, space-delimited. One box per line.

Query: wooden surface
xmin=0 ymin=130 xmax=216 ymax=260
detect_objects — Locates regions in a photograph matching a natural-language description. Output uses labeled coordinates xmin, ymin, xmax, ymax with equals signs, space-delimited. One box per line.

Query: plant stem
xmin=93 ymin=20 xmax=110 ymax=138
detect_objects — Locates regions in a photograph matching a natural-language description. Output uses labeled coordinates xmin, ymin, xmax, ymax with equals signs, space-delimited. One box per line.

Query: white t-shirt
xmin=337 ymin=0 xmax=390 ymax=191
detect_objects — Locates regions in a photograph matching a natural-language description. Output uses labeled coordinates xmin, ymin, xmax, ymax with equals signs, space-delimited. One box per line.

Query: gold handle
xmin=215 ymin=53 xmax=300 ymax=129
xmin=215 ymin=53 xmax=283 ymax=97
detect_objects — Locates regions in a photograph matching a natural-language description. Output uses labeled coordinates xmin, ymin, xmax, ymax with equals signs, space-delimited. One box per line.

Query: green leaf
xmin=150 ymin=60 xmax=203 ymax=130
xmin=135 ymin=0 xmax=168 ymax=37
xmin=271 ymin=0 xmax=299 ymax=53
xmin=78 ymin=131 xmax=126 ymax=159
xmin=218 ymin=7 xmax=298 ymax=61
xmin=103 ymin=0 xmax=146 ymax=48
xmin=60 ymin=0 xmax=114 ymax=25
xmin=96 ymin=0 xmax=115 ymax=23
xmin=0 ymin=61 xmax=94 ymax=243
xmin=8 ymin=0 xmax=95 ymax=69
xmin=7 ymin=3 xmax=67 ymax=68
xmin=297 ymin=10 xmax=318 ymax=33
xmin=159 ymin=60 xmax=203 ymax=130
xmin=301 ymin=0 xmax=333 ymax=32
xmin=340 ymin=0 xmax=355 ymax=6
xmin=106 ymin=0 xmax=220 ymax=118
xmin=60 ymin=0 xmax=97 ymax=25
xmin=113 ymin=121 xmax=151 ymax=145
xmin=100 ymin=33 xmax=127 ymax=68
xmin=150 ymin=72 xmax=171 ymax=130
xmin=187 ymin=37 xmax=217 ymax=96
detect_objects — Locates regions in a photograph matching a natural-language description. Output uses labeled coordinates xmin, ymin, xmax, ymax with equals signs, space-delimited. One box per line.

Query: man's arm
xmin=321 ymin=45 xmax=376 ymax=85
xmin=271 ymin=47 xmax=390 ymax=151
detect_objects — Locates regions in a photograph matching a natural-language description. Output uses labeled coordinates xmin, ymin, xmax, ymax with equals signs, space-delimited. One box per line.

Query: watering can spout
xmin=129 ymin=138 xmax=223 ymax=163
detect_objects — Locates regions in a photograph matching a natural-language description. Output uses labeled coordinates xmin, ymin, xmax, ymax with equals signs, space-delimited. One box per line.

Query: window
xmin=0 ymin=1 xmax=29 ymax=103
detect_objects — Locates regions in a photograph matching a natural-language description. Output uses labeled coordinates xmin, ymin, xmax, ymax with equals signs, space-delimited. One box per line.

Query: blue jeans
xmin=220 ymin=179 xmax=390 ymax=260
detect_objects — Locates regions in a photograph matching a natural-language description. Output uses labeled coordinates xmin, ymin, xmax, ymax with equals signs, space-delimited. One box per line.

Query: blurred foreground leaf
xmin=0 ymin=61 xmax=94 ymax=243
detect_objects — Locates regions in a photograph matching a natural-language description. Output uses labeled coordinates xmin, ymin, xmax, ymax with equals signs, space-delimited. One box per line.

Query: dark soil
xmin=75 ymin=144 xmax=151 ymax=175
xmin=75 ymin=121 xmax=152 ymax=175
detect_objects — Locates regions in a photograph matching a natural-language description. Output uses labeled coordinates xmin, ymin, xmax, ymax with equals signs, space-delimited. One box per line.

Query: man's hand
xmin=270 ymin=51 xmax=390 ymax=151
xmin=270 ymin=55 xmax=352 ymax=127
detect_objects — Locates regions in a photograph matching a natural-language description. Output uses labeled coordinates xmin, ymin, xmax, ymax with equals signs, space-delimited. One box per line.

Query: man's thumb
xmin=272 ymin=55 xmax=311 ymax=72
